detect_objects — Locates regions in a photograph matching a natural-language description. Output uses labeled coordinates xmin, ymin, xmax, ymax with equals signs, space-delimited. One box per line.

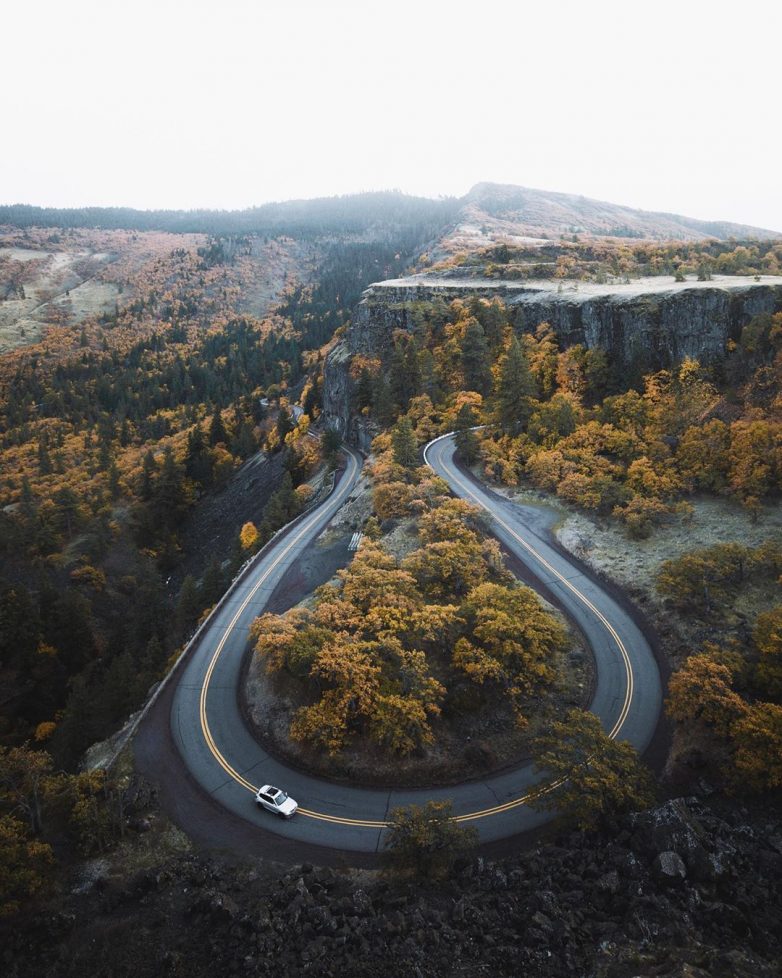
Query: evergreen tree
xmin=200 ymin=557 xmax=225 ymax=607
xmin=209 ymin=405 xmax=228 ymax=446
xmin=37 ymin=438 xmax=52 ymax=476
xmin=185 ymin=425 xmax=213 ymax=488
xmin=321 ymin=427 xmax=342 ymax=463
xmin=454 ymin=404 xmax=480 ymax=465
xmin=496 ymin=334 xmax=537 ymax=427
xmin=52 ymin=487 xmax=81 ymax=536
xmin=276 ymin=406 xmax=295 ymax=443
xmin=139 ymin=450 xmax=157 ymax=501
xmin=460 ymin=320 xmax=492 ymax=395
xmin=0 ymin=584 xmax=41 ymax=670
xmin=373 ymin=373 xmax=395 ymax=427
xmin=99 ymin=652 xmax=137 ymax=725
xmin=390 ymin=338 xmax=422 ymax=412
xmin=175 ymin=575 xmax=202 ymax=638
xmin=355 ymin=368 xmax=373 ymax=411
xmin=152 ymin=447 xmax=188 ymax=531
xmin=231 ymin=414 xmax=257 ymax=459
xmin=50 ymin=590 xmax=96 ymax=674
xmin=392 ymin=417 xmax=418 ymax=469
xmin=140 ymin=635 xmax=165 ymax=683
xmin=51 ymin=677 xmax=99 ymax=766
xmin=108 ymin=461 xmax=121 ymax=499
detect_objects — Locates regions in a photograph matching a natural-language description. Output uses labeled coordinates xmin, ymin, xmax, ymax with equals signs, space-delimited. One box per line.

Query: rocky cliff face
xmin=323 ymin=275 xmax=782 ymax=442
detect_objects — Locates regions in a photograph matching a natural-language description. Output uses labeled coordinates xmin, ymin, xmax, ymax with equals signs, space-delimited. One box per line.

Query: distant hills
xmin=1 ymin=184 xmax=779 ymax=243
xmin=460 ymin=183 xmax=782 ymax=243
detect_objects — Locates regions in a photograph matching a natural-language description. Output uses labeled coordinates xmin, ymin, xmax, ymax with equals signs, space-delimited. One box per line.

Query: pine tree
xmin=276 ymin=406 xmax=295 ymax=443
xmin=51 ymin=590 xmax=96 ymax=673
xmin=460 ymin=320 xmax=492 ymax=395
xmin=455 ymin=404 xmax=480 ymax=465
xmin=200 ymin=557 xmax=225 ymax=607
xmin=185 ymin=425 xmax=213 ymax=488
xmin=373 ymin=374 xmax=395 ymax=427
xmin=108 ymin=461 xmax=121 ymax=499
xmin=139 ymin=450 xmax=157 ymax=501
xmin=152 ymin=447 xmax=188 ymax=530
xmin=0 ymin=584 xmax=41 ymax=670
xmin=392 ymin=417 xmax=418 ymax=469
xmin=389 ymin=337 xmax=422 ymax=412
xmin=355 ymin=368 xmax=373 ymax=411
xmin=496 ymin=334 xmax=537 ymax=427
xmin=209 ymin=405 xmax=228 ymax=447
xmin=37 ymin=438 xmax=52 ymax=476
xmin=51 ymin=677 xmax=100 ymax=765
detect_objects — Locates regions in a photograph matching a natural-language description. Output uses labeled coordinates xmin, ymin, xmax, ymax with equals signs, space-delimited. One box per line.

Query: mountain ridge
xmin=1 ymin=184 xmax=779 ymax=241
xmin=458 ymin=181 xmax=781 ymax=243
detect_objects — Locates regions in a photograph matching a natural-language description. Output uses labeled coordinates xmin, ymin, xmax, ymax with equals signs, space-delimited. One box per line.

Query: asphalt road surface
xmin=164 ymin=436 xmax=662 ymax=854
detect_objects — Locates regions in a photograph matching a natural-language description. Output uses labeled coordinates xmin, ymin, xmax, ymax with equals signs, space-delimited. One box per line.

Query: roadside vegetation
xmin=658 ymin=540 xmax=782 ymax=792
xmin=252 ymin=460 xmax=568 ymax=759
xmin=350 ymin=296 xmax=781 ymax=538
xmin=0 ymin=217 xmax=432 ymax=770
xmin=338 ymin=292 xmax=781 ymax=800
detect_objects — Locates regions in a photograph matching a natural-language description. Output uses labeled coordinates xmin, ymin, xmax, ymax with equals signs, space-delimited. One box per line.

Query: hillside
xmin=443 ymin=183 xmax=782 ymax=253
xmin=3 ymin=183 xmax=779 ymax=252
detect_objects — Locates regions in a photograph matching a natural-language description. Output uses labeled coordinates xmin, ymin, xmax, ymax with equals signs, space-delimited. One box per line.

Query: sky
xmin=3 ymin=0 xmax=781 ymax=230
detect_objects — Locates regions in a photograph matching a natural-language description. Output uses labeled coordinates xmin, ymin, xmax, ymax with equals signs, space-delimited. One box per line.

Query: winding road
xmin=163 ymin=435 xmax=662 ymax=854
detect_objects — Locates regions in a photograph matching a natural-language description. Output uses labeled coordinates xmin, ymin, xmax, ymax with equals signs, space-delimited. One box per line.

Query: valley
xmin=1 ymin=185 xmax=780 ymax=978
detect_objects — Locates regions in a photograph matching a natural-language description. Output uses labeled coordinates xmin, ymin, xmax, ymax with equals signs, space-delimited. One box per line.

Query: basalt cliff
xmin=323 ymin=274 xmax=782 ymax=447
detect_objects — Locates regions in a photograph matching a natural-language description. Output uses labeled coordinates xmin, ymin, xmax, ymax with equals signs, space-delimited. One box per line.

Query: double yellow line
xmin=196 ymin=436 xmax=634 ymax=831
xmin=197 ymin=451 xmax=382 ymax=827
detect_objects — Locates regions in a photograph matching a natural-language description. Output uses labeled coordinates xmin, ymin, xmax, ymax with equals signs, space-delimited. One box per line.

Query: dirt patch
xmin=551 ymin=494 xmax=782 ymax=658
xmin=0 ymin=245 xmax=116 ymax=350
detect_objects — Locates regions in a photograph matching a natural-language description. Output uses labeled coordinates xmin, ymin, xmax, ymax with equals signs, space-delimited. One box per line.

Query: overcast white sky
xmin=2 ymin=0 xmax=780 ymax=230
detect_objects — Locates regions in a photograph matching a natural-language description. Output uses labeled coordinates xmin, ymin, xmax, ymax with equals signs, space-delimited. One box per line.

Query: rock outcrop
xmin=323 ymin=274 xmax=782 ymax=443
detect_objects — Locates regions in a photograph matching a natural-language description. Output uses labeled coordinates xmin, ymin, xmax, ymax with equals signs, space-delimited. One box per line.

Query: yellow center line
xmin=436 ymin=452 xmax=634 ymax=743
xmin=198 ymin=454 xmax=361 ymax=794
xmin=196 ymin=436 xmax=634 ymax=831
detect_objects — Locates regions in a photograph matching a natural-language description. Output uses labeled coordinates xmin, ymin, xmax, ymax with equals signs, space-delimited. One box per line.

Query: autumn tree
xmin=666 ymin=654 xmax=748 ymax=737
xmin=530 ymin=709 xmax=655 ymax=829
xmin=383 ymin=800 xmax=477 ymax=879
xmin=523 ymin=322 xmax=559 ymax=398
xmin=728 ymin=419 xmax=781 ymax=501
xmin=0 ymin=815 xmax=53 ymax=915
xmin=239 ymin=521 xmax=259 ymax=551
xmin=731 ymin=702 xmax=782 ymax=791
xmin=0 ymin=746 xmax=55 ymax=835
xmin=455 ymin=581 xmax=566 ymax=722
xmin=754 ymin=606 xmax=782 ymax=700
xmin=677 ymin=419 xmax=731 ymax=492
xmin=656 ymin=544 xmax=752 ymax=615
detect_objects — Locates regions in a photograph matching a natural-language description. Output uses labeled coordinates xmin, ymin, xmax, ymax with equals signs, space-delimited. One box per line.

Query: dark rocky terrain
xmin=3 ymin=791 xmax=779 ymax=978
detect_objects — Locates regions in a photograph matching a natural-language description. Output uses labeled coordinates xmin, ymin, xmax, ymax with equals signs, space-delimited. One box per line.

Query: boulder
xmin=653 ymin=851 xmax=687 ymax=885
